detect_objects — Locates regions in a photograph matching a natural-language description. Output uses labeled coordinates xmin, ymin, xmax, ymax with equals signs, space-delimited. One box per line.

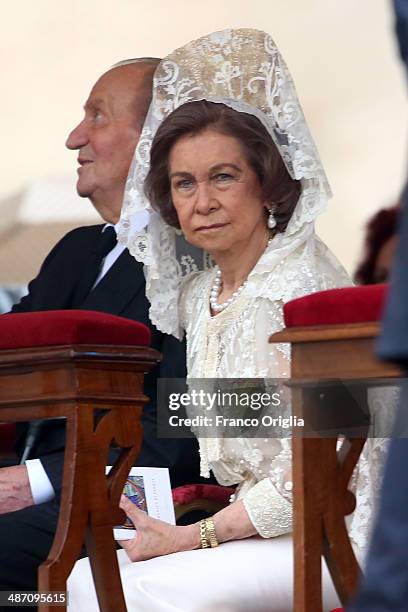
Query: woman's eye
xmin=175 ymin=178 xmax=194 ymax=190
xmin=214 ymin=173 xmax=234 ymax=183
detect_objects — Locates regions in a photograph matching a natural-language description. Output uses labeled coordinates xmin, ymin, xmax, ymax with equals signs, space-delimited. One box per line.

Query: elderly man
xmin=0 ymin=59 xmax=200 ymax=591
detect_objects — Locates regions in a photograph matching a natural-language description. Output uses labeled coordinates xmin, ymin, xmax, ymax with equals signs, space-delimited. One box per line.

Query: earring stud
xmin=267 ymin=206 xmax=277 ymax=229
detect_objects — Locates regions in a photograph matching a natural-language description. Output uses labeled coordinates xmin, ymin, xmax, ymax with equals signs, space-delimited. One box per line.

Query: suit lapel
xmin=81 ymin=249 xmax=145 ymax=316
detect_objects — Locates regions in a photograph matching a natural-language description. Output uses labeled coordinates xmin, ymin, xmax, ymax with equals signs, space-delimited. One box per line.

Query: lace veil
xmin=118 ymin=28 xmax=334 ymax=338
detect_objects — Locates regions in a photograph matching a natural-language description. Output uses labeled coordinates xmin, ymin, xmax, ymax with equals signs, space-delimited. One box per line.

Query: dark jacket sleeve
xmin=39 ymin=451 xmax=64 ymax=493
xmin=377 ymin=193 xmax=408 ymax=363
xmin=11 ymin=230 xmax=84 ymax=452
xmin=10 ymin=227 xmax=95 ymax=314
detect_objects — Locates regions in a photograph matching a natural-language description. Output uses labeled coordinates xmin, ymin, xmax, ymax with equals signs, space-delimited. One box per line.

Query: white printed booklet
xmin=106 ymin=466 xmax=175 ymax=540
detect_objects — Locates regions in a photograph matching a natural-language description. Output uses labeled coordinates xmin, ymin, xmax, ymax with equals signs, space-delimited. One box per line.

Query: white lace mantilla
xmin=180 ymin=236 xmax=351 ymax=538
xmin=118 ymin=28 xmax=334 ymax=338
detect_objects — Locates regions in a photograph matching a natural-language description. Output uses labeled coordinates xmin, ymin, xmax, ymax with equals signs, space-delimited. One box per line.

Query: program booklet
xmin=106 ymin=466 xmax=175 ymax=540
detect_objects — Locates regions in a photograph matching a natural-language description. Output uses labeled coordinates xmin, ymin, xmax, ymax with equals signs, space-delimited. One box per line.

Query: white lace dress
xmin=68 ymin=237 xmax=354 ymax=612
xmin=179 ymin=237 xmax=352 ymax=540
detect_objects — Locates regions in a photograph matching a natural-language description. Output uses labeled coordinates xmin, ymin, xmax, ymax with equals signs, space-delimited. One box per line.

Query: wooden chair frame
xmin=0 ymin=343 xmax=159 ymax=612
xmin=270 ymin=322 xmax=402 ymax=612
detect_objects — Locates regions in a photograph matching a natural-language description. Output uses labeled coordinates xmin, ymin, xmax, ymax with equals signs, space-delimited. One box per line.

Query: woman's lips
xmin=195 ymin=223 xmax=228 ymax=232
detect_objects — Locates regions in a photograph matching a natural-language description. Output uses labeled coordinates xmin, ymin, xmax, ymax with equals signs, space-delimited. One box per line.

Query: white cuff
xmin=25 ymin=459 xmax=55 ymax=505
xmin=243 ymin=477 xmax=292 ymax=538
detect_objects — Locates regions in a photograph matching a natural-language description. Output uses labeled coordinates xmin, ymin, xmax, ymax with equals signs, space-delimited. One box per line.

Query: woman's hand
xmin=119 ymin=496 xmax=199 ymax=562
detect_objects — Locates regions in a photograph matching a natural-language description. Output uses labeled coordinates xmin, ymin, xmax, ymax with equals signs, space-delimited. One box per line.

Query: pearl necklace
xmin=210 ymin=269 xmax=248 ymax=312
xmin=209 ymin=237 xmax=274 ymax=313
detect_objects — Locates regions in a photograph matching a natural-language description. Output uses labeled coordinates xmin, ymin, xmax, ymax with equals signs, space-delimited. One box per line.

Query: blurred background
xmin=0 ymin=0 xmax=407 ymax=309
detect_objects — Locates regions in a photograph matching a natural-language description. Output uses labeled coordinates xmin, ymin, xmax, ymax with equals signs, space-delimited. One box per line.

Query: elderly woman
xmin=68 ymin=29 xmax=352 ymax=611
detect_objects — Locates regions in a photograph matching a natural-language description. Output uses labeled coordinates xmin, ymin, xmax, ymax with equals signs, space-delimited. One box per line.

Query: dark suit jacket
xmin=377 ymin=0 xmax=408 ymax=362
xmin=11 ymin=224 xmax=201 ymax=492
xmin=348 ymin=385 xmax=408 ymax=612
xmin=377 ymin=191 xmax=408 ymax=364
xmin=393 ymin=0 xmax=408 ymax=77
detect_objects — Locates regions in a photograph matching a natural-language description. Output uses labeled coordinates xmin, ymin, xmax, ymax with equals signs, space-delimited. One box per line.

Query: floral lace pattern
xmin=118 ymin=28 xmax=335 ymax=338
xmin=179 ymin=238 xmax=351 ymax=537
xmin=243 ymin=478 xmax=292 ymax=538
xmin=347 ymin=385 xmax=400 ymax=562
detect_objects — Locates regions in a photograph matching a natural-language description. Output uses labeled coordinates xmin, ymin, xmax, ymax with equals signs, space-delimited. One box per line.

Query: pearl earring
xmin=267 ymin=206 xmax=277 ymax=230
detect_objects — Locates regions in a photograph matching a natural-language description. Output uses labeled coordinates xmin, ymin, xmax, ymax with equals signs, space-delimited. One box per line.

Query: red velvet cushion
xmin=0 ymin=310 xmax=151 ymax=350
xmin=284 ymin=284 xmax=388 ymax=328
xmin=172 ymin=484 xmax=234 ymax=505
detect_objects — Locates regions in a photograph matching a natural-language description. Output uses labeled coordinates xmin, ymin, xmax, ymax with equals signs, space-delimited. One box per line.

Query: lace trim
xmin=243 ymin=477 xmax=292 ymax=538
xmin=118 ymin=28 xmax=337 ymax=337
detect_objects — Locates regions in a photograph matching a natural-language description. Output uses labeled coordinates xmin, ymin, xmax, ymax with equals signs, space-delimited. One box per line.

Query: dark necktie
xmin=70 ymin=226 xmax=117 ymax=308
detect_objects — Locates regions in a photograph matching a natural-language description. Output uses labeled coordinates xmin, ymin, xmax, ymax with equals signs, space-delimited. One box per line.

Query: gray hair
xmin=112 ymin=57 xmax=161 ymax=68
xmin=109 ymin=58 xmax=161 ymax=129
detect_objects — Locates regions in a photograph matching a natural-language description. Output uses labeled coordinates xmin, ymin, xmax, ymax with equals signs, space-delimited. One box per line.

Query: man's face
xmin=66 ymin=64 xmax=149 ymax=223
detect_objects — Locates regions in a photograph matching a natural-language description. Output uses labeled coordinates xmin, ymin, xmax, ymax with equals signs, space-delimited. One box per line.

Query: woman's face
xmin=168 ymin=128 xmax=268 ymax=256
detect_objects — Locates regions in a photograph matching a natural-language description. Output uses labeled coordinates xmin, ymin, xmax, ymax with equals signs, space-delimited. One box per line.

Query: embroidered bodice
xmin=180 ymin=235 xmax=351 ymax=537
